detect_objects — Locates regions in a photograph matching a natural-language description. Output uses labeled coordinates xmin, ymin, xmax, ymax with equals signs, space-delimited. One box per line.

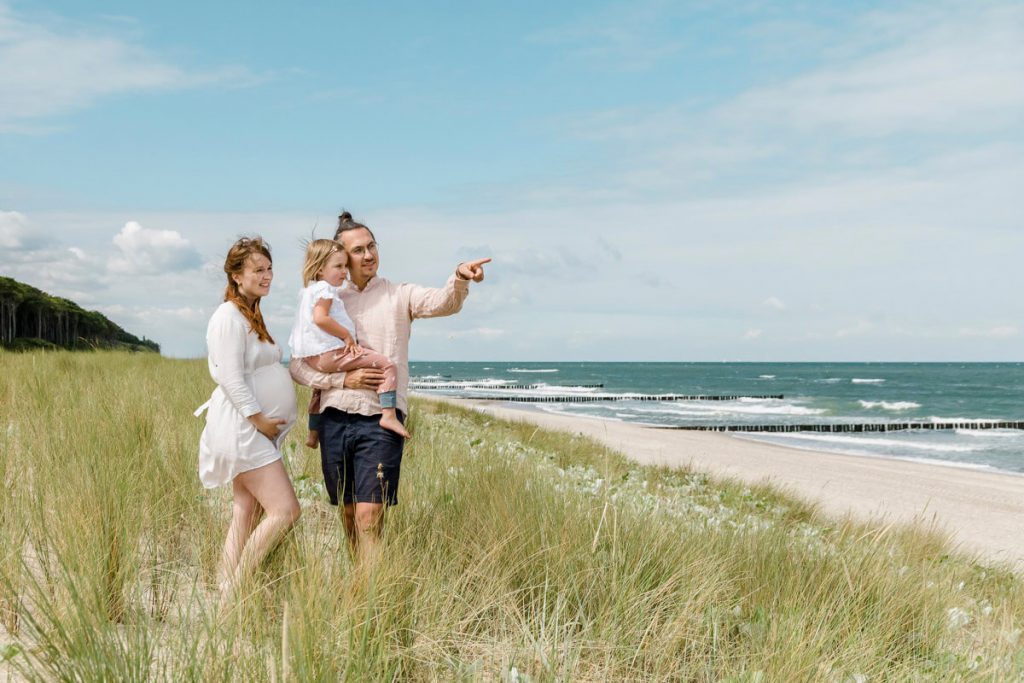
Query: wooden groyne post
xmin=662 ymin=421 xmax=1024 ymax=433
xmin=411 ymin=382 xmax=605 ymax=391
xmin=453 ymin=394 xmax=786 ymax=403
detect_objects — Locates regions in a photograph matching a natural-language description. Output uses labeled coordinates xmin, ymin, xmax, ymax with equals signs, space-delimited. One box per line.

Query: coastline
xmin=418 ymin=394 xmax=1024 ymax=570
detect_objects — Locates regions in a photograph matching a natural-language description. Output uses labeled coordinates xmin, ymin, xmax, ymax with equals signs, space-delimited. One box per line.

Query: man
xmin=289 ymin=211 xmax=489 ymax=557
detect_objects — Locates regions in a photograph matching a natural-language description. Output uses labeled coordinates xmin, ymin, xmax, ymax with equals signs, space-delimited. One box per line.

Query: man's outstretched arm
xmin=408 ymin=258 xmax=490 ymax=320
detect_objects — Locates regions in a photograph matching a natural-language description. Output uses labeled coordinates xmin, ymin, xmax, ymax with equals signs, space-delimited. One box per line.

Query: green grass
xmin=1 ymin=351 xmax=1023 ymax=681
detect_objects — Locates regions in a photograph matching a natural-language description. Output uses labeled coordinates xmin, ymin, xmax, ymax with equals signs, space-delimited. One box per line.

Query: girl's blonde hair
xmin=301 ymin=239 xmax=345 ymax=287
xmin=223 ymin=236 xmax=274 ymax=344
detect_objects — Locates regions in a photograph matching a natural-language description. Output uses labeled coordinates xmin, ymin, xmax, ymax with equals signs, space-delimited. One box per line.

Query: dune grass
xmin=1 ymin=350 xmax=1023 ymax=681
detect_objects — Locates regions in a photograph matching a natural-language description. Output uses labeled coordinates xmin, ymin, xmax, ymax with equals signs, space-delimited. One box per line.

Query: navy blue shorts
xmin=318 ymin=407 xmax=405 ymax=506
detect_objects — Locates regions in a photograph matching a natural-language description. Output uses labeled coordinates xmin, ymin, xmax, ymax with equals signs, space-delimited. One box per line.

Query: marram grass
xmin=1 ymin=351 xmax=1023 ymax=681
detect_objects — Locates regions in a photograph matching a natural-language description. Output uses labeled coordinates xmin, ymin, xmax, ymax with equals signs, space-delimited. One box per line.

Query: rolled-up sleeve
xmin=289 ymin=358 xmax=347 ymax=390
xmin=407 ymin=274 xmax=469 ymax=320
xmin=207 ymin=314 xmax=261 ymax=417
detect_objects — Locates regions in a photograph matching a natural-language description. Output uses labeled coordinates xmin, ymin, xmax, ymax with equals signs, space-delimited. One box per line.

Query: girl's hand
xmin=249 ymin=412 xmax=287 ymax=440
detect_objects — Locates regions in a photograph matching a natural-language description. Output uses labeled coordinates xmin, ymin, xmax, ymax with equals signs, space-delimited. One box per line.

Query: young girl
xmin=288 ymin=239 xmax=410 ymax=444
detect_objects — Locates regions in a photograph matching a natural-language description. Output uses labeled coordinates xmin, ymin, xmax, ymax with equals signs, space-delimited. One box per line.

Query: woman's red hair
xmin=223 ymin=237 xmax=274 ymax=344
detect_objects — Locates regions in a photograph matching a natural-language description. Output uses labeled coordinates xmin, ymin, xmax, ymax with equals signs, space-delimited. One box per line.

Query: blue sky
xmin=1 ymin=0 xmax=1022 ymax=360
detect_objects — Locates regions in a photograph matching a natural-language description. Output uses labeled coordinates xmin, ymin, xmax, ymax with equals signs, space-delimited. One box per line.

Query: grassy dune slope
xmin=1 ymin=352 xmax=1022 ymax=681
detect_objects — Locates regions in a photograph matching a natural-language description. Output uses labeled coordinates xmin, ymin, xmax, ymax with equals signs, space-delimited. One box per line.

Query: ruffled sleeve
xmin=207 ymin=308 xmax=261 ymax=417
xmin=309 ymin=280 xmax=336 ymax=303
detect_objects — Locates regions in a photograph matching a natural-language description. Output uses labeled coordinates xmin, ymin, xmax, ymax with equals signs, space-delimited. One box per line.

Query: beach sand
xmin=422 ymin=396 xmax=1024 ymax=570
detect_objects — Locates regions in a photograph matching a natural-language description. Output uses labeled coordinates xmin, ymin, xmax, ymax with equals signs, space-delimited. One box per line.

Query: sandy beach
xmin=423 ymin=395 xmax=1024 ymax=570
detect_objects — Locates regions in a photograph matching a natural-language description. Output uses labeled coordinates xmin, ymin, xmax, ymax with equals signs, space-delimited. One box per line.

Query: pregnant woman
xmin=197 ymin=236 xmax=300 ymax=605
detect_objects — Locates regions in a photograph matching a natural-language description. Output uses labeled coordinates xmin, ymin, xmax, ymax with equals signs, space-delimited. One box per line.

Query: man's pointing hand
xmin=456 ymin=258 xmax=491 ymax=283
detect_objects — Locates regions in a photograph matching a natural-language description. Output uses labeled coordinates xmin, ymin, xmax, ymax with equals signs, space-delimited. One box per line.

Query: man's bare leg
xmin=342 ymin=503 xmax=358 ymax=555
xmin=354 ymin=502 xmax=384 ymax=566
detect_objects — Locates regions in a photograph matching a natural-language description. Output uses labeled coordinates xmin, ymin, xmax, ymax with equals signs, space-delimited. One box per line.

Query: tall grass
xmin=1 ymin=351 xmax=1023 ymax=680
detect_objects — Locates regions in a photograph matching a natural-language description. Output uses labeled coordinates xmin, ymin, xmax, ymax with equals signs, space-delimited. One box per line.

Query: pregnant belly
xmin=252 ymin=364 xmax=297 ymax=427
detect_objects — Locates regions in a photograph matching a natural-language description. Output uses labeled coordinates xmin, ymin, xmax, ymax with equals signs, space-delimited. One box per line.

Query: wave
xmin=534 ymin=404 xmax=615 ymax=422
xmin=753 ymin=432 xmax=981 ymax=453
xmin=624 ymin=405 xmax=724 ymax=417
xmin=759 ymin=375 xmax=776 ymax=379
xmin=816 ymin=378 xmax=843 ymax=383
xmin=859 ymin=400 xmax=921 ymax=411
xmin=929 ymin=416 xmax=1001 ymax=425
xmin=735 ymin=434 xmax=999 ymax=472
xmin=526 ymin=383 xmax=601 ymax=395
xmin=626 ymin=399 xmax=826 ymax=417
xmin=852 ymin=378 xmax=886 ymax=384
xmin=508 ymin=368 xmax=559 ymax=373
xmin=955 ymin=429 xmax=1023 ymax=438
xmin=410 ymin=377 xmax=512 ymax=387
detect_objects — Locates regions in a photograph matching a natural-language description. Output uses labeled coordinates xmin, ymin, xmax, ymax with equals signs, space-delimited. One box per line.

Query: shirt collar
xmin=350 ymin=275 xmax=379 ymax=293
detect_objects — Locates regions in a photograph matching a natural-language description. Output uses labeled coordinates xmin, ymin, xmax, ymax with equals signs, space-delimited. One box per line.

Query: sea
xmin=408 ymin=362 xmax=1024 ymax=475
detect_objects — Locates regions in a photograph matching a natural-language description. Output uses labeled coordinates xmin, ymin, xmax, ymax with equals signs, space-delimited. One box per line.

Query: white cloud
xmin=835 ymin=321 xmax=874 ymax=338
xmin=107 ymin=221 xmax=201 ymax=275
xmin=0 ymin=209 xmax=42 ymax=249
xmin=0 ymin=2 xmax=257 ymax=131
xmin=473 ymin=327 xmax=505 ymax=339
xmin=721 ymin=2 xmax=1024 ymax=137
xmin=443 ymin=327 xmax=506 ymax=340
xmin=1 ymin=244 xmax=105 ymax=291
xmin=744 ymin=329 xmax=762 ymax=340
xmin=553 ymin=0 xmax=1024 ymax=203
xmin=763 ymin=296 xmax=786 ymax=311
xmin=527 ymin=0 xmax=687 ymax=71
xmin=958 ymin=325 xmax=1018 ymax=339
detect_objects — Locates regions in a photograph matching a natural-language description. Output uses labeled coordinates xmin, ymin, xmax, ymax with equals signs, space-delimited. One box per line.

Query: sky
xmin=1 ymin=0 xmax=1022 ymax=361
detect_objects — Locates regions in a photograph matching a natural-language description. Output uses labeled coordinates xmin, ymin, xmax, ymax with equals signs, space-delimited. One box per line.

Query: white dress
xmin=197 ymin=302 xmax=297 ymax=488
xmin=287 ymin=280 xmax=358 ymax=359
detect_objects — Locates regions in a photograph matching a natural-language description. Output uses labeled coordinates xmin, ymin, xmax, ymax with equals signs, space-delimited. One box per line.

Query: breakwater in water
xmin=409 ymin=361 xmax=1024 ymax=473
xmin=460 ymin=393 xmax=786 ymax=403
xmin=412 ymin=382 xmax=604 ymax=390
xmin=666 ymin=420 xmax=1024 ymax=433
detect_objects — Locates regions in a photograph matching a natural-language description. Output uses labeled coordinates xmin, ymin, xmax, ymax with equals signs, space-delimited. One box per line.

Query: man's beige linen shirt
xmin=289 ymin=274 xmax=469 ymax=416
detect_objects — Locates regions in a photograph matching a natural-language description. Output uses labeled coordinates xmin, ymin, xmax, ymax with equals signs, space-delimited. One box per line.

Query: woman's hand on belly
xmin=248 ymin=412 xmax=287 ymax=441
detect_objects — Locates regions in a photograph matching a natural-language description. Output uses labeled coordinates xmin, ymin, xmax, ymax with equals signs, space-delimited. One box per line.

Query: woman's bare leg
xmin=219 ymin=460 xmax=301 ymax=605
xmin=217 ymin=479 xmax=261 ymax=591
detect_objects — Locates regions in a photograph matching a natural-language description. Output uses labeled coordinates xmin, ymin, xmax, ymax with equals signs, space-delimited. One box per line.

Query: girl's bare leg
xmin=378 ymin=409 xmax=410 ymax=439
xmin=219 ymin=460 xmax=301 ymax=608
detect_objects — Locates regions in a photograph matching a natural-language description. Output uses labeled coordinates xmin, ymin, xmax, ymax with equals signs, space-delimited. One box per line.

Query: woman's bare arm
xmin=312 ymin=298 xmax=357 ymax=348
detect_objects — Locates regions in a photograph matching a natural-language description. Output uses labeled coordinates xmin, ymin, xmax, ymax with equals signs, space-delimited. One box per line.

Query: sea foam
xmin=756 ymin=432 xmax=980 ymax=453
xmin=858 ymin=400 xmax=921 ymax=411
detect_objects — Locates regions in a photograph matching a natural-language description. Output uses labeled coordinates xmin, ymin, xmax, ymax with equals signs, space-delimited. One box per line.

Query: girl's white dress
xmin=288 ymin=280 xmax=357 ymax=359
xmin=197 ymin=302 xmax=297 ymax=488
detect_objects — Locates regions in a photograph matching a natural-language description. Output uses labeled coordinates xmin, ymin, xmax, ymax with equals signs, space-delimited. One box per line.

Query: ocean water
xmin=408 ymin=362 xmax=1024 ymax=474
